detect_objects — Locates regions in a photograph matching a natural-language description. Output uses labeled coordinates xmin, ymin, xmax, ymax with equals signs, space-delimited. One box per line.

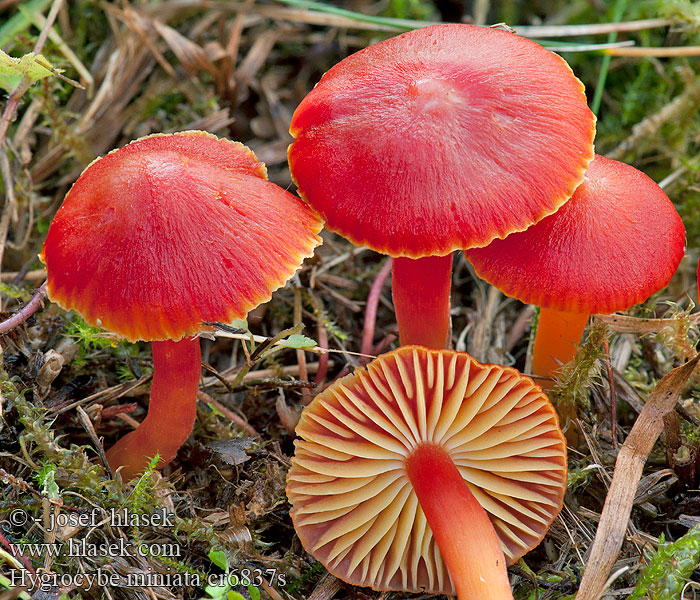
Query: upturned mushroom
xmin=40 ymin=131 xmax=323 ymax=480
xmin=466 ymin=155 xmax=686 ymax=389
xmin=287 ymin=345 xmax=567 ymax=599
xmin=288 ymin=23 xmax=595 ymax=348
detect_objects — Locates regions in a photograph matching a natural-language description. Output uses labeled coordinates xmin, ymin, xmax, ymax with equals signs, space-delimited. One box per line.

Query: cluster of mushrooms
xmin=39 ymin=23 xmax=685 ymax=600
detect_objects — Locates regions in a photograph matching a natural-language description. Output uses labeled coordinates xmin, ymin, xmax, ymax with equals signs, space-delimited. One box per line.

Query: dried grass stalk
xmin=576 ymin=353 xmax=700 ymax=600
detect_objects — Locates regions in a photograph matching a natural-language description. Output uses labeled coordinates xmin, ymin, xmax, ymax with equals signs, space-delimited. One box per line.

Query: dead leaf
xmin=151 ymin=19 xmax=218 ymax=77
xmin=207 ymin=438 xmax=253 ymax=466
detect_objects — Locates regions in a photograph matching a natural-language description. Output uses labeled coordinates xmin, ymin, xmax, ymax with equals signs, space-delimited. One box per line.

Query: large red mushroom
xmin=467 ymin=155 xmax=686 ymax=390
xmin=40 ymin=131 xmax=323 ymax=480
xmin=289 ymin=23 xmax=595 ymax=348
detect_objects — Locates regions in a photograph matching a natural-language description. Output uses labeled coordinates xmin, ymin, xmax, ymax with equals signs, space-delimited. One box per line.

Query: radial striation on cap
xmin=288 ymin=23 xmax=595 ymax=258
xmin=466 ymin=155 xmax=686 ymax=314
xmin=40 ymin=131 xmax=323 ymax=342
xmin=287 ymin=346 xmax=567 ymax=594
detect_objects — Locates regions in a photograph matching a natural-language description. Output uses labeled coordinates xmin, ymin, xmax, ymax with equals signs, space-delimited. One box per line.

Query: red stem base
xmin=106 ymin=338 xmax=201 ymax=480
xmin=405 ymin=444 xmax=513 ymax=599
xmin=392 ymin=254 xmax=452 ymax=348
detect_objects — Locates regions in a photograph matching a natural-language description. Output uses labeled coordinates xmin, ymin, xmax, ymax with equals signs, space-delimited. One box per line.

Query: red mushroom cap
xmin=288 ymin=23 xmax=595 ymax=258
xmin=40 ymin=131 xmax=323 ymax=341
xmin=466 ymin=155 xmax=686 ymax=314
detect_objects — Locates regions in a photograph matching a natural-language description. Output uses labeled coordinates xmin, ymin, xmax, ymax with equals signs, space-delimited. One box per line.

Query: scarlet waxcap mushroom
xmin=40 ymin=131 xmax=323 ymax=479
xmin=287 ymin=346 xmax=567 ymax=599
xmin=466 ymin=155 xmax=686 ymax=385
xmin=42 ymin=131 xmax=322 ymax=343
xmin=288 ymin=23 xmax=595 ymax=348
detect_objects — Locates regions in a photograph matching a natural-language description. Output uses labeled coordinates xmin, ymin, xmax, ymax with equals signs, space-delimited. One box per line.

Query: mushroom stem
xmin=106 ymin=338 xmax=201 ymax=480
xmin=405 ymin=443 xmax=513 ymax=600
xmin=531 ymin=308 xmax=589 ymax=388
xmin=392 ymin=255 xmax=452 ymax=348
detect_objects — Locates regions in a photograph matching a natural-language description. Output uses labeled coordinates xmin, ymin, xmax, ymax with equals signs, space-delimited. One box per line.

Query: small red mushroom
xmin=287 ymin=346 xmax=568 ymax=599
xmin=40 ymin=131 xmax=323 ymax=480
xmin=289 ymin=23 xmax=595 ymax=348
xmin=467 ymin=155 xmax=686 ymax=391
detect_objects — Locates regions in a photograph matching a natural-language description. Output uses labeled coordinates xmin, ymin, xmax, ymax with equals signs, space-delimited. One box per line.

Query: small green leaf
xmin=208 ymin=550 xmax=229 ymax=571
xmin=36 ymin=464 xmax=60 ymax=501
xmin=227 ymin=592 xmax=246 ymax=600
xmin=247 ymin=585 xmax=260 ymax=600
xmin=203 ymin=584 xmax=228 ymax=599
xmin=282 ymin=334 xmax=317 ymax=349
xmin=207 ymin=402 xmax=226 ymax=418
xmin=0 ymin=50 xmax=59 ymax=91
xmin=42 ymin=470 xmax=60 ymax=501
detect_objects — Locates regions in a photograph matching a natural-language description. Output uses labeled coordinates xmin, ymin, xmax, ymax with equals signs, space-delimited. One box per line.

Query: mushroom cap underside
xmin=287 ymin=345 xmax=568 ymax=594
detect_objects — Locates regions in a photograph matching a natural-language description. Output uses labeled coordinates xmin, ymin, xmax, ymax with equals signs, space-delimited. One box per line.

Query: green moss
xmin=629 ymin=527 xmax=700 ymax=600
xmin=548 ymin=321 xmax=609 ymax=414
xmin=284 ymin=560 xmax=325 ymax=597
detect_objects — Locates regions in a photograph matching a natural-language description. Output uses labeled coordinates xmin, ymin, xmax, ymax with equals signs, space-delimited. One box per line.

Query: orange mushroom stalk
xmin=41 ymin=131 xmax=322 ymax=480
xmin=288 ymin=24 xmax=595 ymax=348
xmin=467 ymin=155 xmax=686 ymax=391
xmin=406 ymin=444 xmax=512 ymax=598
xmin=287 ymin=346 xmax=567 ymax=598
xmin=531 ymin=309 xmax=590 ymax=386
xmin=104 ymin=339 xmax=201 ymax=475
xmin=392 ymin=255 xmax=452 ymax=347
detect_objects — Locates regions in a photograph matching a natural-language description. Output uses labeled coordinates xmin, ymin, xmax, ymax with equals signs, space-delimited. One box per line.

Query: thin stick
xmin=143 ymin=1 xmax=671 ymax=38
xmin=293 ymin=288 xmax=311 ymax=403
xmin=198 ymin=392 xmax=259 ymax=438
xmin=34 ymin=0 xmax=63 ymax=51
xmin=604 ymin=46 xmax=700 ymax=57
xmin=607 ymin=76 xmax=700 ymax=161
xmin=203 ymin=360 xmax=329 ymax=386
xmin=361 ymin=258 xmax=393 ymax=359
xmin=211 ymin=330 xmax=373 ymax=358
xmin=0 ymin=148 xmax=19 ymax=300
xmin=513 ymin=18 xmax=671 ymax=38
xmin=0 ymin=282 xmax=47 ymax=334
xmin=50 ymin=375 xmax=151 ymax=415
xmin=7 ymin=0 xmax=63 ymax=113
xmin=504 ymin=305 xmax=535 ymax=354
xmin=603 ymin=339 xmax=618 ymax=449
xmin=0 ymin=269 xmax=46 ymax=282
xmin=76 ymin=405 xmax=113 ymax=477
xmin=30 ymin=6 xmax=93 ymax=91
xmin=372 ymin=333 xmax=396 ymax=355
xmin=315 ymin=246 xmax=368 ymax=276
xmin=314 ymin=321 xmax=329 ymax=386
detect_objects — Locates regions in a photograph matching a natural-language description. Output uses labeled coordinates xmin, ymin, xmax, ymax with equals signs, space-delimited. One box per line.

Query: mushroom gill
xmin=287 ymin=345 xmax=567 ymax=595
